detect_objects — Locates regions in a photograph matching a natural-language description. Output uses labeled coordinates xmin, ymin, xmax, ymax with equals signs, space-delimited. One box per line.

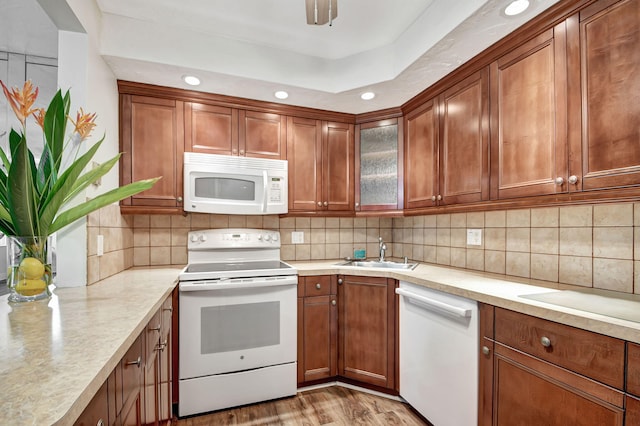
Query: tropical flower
xmin=0 ymin=80 xmax=159 ymax=240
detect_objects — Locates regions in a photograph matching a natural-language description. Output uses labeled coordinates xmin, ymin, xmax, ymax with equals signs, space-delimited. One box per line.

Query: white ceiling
xmin=5 ymin=0 xmax=562 ymax=114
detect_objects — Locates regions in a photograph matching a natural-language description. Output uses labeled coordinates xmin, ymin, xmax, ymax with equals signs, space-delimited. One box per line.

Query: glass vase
xmin=6 ymin=236 xmax=54 ymax=303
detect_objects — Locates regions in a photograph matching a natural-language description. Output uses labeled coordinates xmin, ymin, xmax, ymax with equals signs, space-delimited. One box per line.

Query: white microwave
xmin=183 ymin=152 xmax=288 ymax=215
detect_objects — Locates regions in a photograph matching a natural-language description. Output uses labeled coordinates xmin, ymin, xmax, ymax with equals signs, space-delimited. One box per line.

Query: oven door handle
xmin=180 ymin=277 xmax=298 ymax=292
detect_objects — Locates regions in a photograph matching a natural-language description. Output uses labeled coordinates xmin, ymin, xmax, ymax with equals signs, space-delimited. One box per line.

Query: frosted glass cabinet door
xmin=357 ymin=120 xmax=400 ymax=210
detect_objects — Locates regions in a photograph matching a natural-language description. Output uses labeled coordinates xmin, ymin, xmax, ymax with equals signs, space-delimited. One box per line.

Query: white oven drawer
xmin=179 ymin=283 xmax=297 ymax=380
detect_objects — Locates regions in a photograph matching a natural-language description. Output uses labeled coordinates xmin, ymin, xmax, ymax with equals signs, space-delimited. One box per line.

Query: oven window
xmin=201 ymin=301 xmax=280 ymax=354
xmin=194 ymin=177 xmax=256 ymax=201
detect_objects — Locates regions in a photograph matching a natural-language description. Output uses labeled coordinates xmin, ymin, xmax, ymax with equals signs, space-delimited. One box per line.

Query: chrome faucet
xmin=378 ymin=237 xmax=387 ymax=262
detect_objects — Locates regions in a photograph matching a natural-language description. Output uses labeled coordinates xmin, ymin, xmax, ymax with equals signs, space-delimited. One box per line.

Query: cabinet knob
xmin=437 ymin=195 xmax=442 ymax=201
xmin=177 ymin=196 xmax=183 ymax=203
xmin=431 ymin=195 xmax=436 ymax=201
xmin=240 ymin=150 xmax=245 ymax=155
xmin=316 ymin=283 xmax=321 ymax=290
xmin=323 ymin=201 xmax=328 ymax=207
xmin=555 ymin=177 xmax=564 ymax=185
xmin=331 ymin=300 xmax=336 ymax=306
xmin=482 ymin=346 xmax=490 ymax=356
xmin=338 ymin=278 xmax=343 ymax=285
xmin=125 ymin=356 xmax=141 ymax=367
xmin=568 ymin=175 xmax=579 ymax=185
xmin=540 ymin=336 xmax=552 ymax=348
xmin=97 ymin=419 xmax=105 ymax=426
xmin=317 ymin=201 xmax=322 ymax=207
xmin=355 ymin=202 xmax=360 ymax=207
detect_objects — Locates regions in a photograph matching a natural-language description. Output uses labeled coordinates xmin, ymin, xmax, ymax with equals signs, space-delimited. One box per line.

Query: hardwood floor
xmin=177 ymin=385 xmax=428 ymax=425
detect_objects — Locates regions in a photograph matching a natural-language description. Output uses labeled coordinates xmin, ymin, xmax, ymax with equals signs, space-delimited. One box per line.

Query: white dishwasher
xmin=396 ymin=281 xmax=478 ymax=426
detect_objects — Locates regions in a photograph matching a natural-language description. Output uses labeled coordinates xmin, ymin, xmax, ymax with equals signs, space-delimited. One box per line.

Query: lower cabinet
xmin=298 ymin=274 xmax=398 ymax=393
xmin=479 ymin=304 xmax=626 ymax=426
xmin=75 ymin=294 xmax=174 ymax=426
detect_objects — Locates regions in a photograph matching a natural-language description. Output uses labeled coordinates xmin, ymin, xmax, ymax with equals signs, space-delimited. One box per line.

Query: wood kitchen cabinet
xmin=479 ymin=306 xmax=626 ymax=425
xmin=184 ymin=102 xmax=286 ymax=159
xmin=119 ymin=94 xmax=185 ymax=215
xmin=297 ymin=275 xmax=337 ymax=385
xmin=337 ymin=275 xmax=397 ymax=392
xmin=404 ymin=69 xmax=489 ymax=210
xmin=287 ymin=117 xmax=354 ymax=214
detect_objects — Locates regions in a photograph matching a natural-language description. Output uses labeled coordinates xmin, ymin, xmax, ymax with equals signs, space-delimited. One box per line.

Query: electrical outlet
xmin=291 ymin=231 xmax=304 ymax=244
xmin=466 ymin=229 xmax=482 ymax=246
xmin=97 ymin=235 xmax=104 ymax=256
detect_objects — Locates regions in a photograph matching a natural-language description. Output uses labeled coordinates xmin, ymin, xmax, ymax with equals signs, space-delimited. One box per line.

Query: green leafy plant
xmin=0 ymin=80 xmax=159 ymax=240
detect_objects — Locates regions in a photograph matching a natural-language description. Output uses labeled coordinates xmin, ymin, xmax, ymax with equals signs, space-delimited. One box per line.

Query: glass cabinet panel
xmin=359 ymin=122 xmax=398 ymax=208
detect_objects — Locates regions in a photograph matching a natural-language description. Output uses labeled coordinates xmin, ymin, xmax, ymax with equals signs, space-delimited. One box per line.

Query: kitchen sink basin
xmin=337 ymin=260 xmax=419 ymax=270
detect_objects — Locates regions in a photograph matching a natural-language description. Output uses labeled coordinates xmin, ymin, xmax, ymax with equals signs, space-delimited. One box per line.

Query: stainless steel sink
xmin=337 ymin=260 xmax=419 ymax=270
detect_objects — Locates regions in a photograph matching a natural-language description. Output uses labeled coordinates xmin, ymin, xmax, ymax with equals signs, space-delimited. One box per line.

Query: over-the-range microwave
xmin=183 ymin=152 xmax=288 ymax=215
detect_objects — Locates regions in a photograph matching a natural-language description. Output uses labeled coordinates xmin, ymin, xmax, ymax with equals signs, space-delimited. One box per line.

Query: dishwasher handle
xmin=395 ymin=287 xmax=472 ymax=319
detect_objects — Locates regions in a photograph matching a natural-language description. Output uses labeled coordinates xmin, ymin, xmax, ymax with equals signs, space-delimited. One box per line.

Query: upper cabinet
xmin=404 ymin=69 xmax=489 ymax=210
xmin=356 ymin=118 xmax=403 ymax=212
xmin=184 ymin=102 xmax=286 ymax=159
xmin=119 ymin=94 xmax=185 ymax=214
xmin=571 ymin=0 xmax=640 ymax=191
xmin=287 ymin=117 xmax=355 ymax=214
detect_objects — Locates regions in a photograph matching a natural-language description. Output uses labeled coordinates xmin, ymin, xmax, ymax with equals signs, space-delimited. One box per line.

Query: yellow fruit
xmin=16 ymin=278 xmax=47 ymax=296
xmin=18 ymin=257 xmax=45 ymax=280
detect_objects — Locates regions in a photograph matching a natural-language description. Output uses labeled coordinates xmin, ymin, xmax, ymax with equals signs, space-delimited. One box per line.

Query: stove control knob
xmin=200 ymin=235 xmax=207 ymax=242
xmin=257 ymin=234 xmax=263 ymax=240
xmin=272 ymin=234 xmax=279 ymax=242
xmin=264 ymin=234 xmax=272 ymax=241
xmin=190 ymin=234 xmax=199 ymax=243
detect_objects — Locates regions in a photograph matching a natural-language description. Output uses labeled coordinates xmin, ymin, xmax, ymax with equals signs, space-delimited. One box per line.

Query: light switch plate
xmin=291 ymin=231 xmax=304 ymax=244
xmin=466 ymin=229 xmax=482 ymax=246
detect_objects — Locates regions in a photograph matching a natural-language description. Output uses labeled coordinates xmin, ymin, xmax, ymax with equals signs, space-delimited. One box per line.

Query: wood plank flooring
xmin=177 ymin=385 xmax=429 ymax=425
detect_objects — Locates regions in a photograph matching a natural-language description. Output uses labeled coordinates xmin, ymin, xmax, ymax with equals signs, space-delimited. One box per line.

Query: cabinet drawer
xmin=121 ymin=333 xmax=144 ymax=407
xmin=494 ymin=308 xmax=624 ymax=389
xmin=146 ymin=310 xmax=162 ymax=362
xmin=304 ymin=276 xmax=333 ymax=296
xmin=628 ymin=342 xmax=640 ymax=397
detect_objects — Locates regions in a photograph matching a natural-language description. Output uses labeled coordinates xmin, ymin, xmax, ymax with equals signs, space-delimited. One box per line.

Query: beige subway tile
xmin=412 ymin=245 xmax=424 ymax=262
xmin=150 ymin=229 xmax=171 ymax=246
xmin=133 ymin=247 xmax=150 ymax=266
xmin=325 ymin=244 xmax=340 ymax=259
xmin=279 ymin=217 xmax=296 ymax=229
xmin=413 ymin=229 xmax=425 ymax=245
xmin=366 ymin=243 xmax=379 ymax=259
xmin=354 ymin=229 xmax=367 ymax=244
xmin=172 ymin=229 xmax=188 ymax=247
xmin=559 ymin=228 xmax=592 ymax=256
xmin=485 ymin=250 xmax=506 ymax=275
xmin=339 ymin=228 xmax=354 ymax=244
xmin=171 ymin=215 xmax=190 ymax=229
xmin=87 ymin=209 xmax=100 ymax=228
xmin=280 ymin=230 xmax=293 ymax=245
xmin=87 ymin=255 xmax=100 ymax=285
xmin=171 ymin=246 xmax=188 ymax=265
xmin=393 ymin=217 xmax=405 ymax=229
xmin=451 ymin=248 xmax=466 ymax=268
xmin=593 ymin=258 xmax=633 ymax=293
xmin=436 ymin=246 xmax=451 ymax=265
xmin=451 ymin=228 xmax=466 ymax=248
xmin=263 ymin=215 xmax=280 ymax=229
xmin=485 ymin=211 xmax=506 ymax=228
xmin=87 ymin=227 xmax=99 ymax=256
xmin=190 ymin=213 xmax=210 ymax=229
xmin=133 ymin=215 xmax=150 ymax=229
xmin=353 ymin=218 xmax=366 ymax=229
xmin=150 ymin=215 xmax=171 ymax=228
xmin=246 ymin=216 xmax=264 ymax=229
xmin=99 ymin=204 xmax=120 ymax=227
xmin=295 ymin=245 xmax=311 ymax=261
xmin=531 ymin=207 xmax=559 ymax=227
xmin=150 ymin=247 xmax=171 ymax=265
xmin=436 ymin=229 xmax=451 ymax=247
xmin=423 ymin=215 xmax=437 ymax=228
xmin=560 ymin=205 xmax=592 ymax=227
xmin=296 ymin=217 xmax=312 ymax=229
xmin=403 ymin=228 xmax=413 ymax=244
xmin=531 ymin=254 xmax=559 ymax=282
xmin=507 ymin=209 xmax=531 ymax=227
xmin=594 ymin=203 xmax=633 ymax=227
xmin=437 ymin=214 xmax=451 ymax=228
xmin=366 ymin=217 xmax=380 ymax=228
xmin=133 ymin=229 xmax=150 ymax=247
xmin=124 ymin=248 xmax=134 ymax=269
xmin=281 ymin=245 xmax=295 ymax=261
xmin=635 ymin=261 xmax=640 ymax=294
xmin=325 ymin=218 xmax=340 ymax=228
xmin=326 ymin=229 xmax=340 ymax=244
xmin=310 ymin=244 xmax=326 ymax=260
xmin=559 ymin=256 xmax=592 ymax=287
xmin=485 ymin=228 xmax=506 ymax=251
xmin=99 ymin=250 xmax=125 ymax=280
xmin=380 ymin=228 xmax=393 ymax=243
xmin=467 ymin=249 xmax=484 ymax=271
xmin=380 ymin=217 xmax=393 ymax=228
xmin=366 ymin=228 xmax=380 ymax=243
xmin=451 ymin=213 xmax=466 ymax=228
xmin=506 ymin=228 xmax=530 ymax=253
xmin=123 ymin=228 xmax=134 ymax=249
xmin=339 ymin=244 xmax=354 ymax=259
xmin=635 ymin=203 xmax=640 ymax=227
xmin=228 ymin=216 xmax=247 ymax=228
xmin=311 ymin=229 xmax=326 ymax=244
xmin=393 ymin=227 xmax=403 ymax=243
xmin=211 ymin=215 xmax=230 ymax=228
xmin=103 ymin=227 xmax=124 ymax=252
xmin=424 ymin=246 xmax=437 ymax=263
xmin=636 ymin=228 xmax=640 ymax=261
xmin=593 ymin=227 xmax=633 ymax=260
xmin=339 ymin=218 xmax=353 ymax=228
xmin=531 ymin=228 xmax=558 ymax=255
xmin=506 ymin=252 xmax=530 ymax=278
xmin=400 ymin=244 xmax=413 ymax=260
xmin=466 ymin=212 xmax=484 ymax=228
xmin=412 ymin=216 xmax=425 ymax=228
xmin=424 ymin=228 xmax=437 ymax=245
xmin=389 ymin=243 xmax=399 ymax=258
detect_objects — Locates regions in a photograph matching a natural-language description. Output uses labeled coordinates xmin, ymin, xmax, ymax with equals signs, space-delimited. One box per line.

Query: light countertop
xmin=0 ymin=267 xmax=181 ymax=426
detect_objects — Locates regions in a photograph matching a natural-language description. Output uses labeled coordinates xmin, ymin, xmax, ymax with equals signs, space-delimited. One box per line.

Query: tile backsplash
xmin=87 ymin=202 xmax=640 ymax=294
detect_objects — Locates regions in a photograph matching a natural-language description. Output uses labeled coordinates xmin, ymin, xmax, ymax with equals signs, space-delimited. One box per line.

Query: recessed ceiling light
xmin=504 ymin=0 xmax=530 ymax=16
xmin=182 ymin=75 xmax=201 ymax=86
xmin=361 ymin=92 xmax=375 ymax=100
xmin=274 ymin=90 xmax=289 ymax=99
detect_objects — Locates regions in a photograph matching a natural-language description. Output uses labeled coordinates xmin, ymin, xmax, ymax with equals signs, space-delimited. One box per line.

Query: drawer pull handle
xmin=163 ymin=306 xmax=173 ymax=313
xmin=149 ymin=325 xmax=161 ymax=332
xmin=126 ymin=356 xmax=141 ymax=367
xmin=97 ymin=419 xmax=105 ymax=426
xmin=316 ymin=283 xmax=321 ymax=289
xmin=482 ymin=346 xmax=490 ymax=356
xmin=157 ymin=339 xmax=168 ymax=351
xmin=540 ymin=336 xmax=552 ymax=348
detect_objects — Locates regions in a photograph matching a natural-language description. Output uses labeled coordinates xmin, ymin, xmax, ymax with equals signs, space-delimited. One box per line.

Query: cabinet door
xmin=627 ymin=394 xmax=640 ymax=426
xmin=158 ymin=298 xmax=173 ymax=423
xmin=287 ymin=117 xmax=322 ymax=211
xmin=323 ymin=121 xmax=354 ymax=212
xmin=239 ymin=111 xmax=286 ymax=159
xmin=299 ymin=295 xmax=337 ymax=383
xmin=478 ymin=304 xmax=494 ymax=426
xmin=576 ymin=0 xmax=640 ymax=191
xmin=120 ymin=95 xmax=184 ymax=210
xmin=184 ymin=102 xmax=238 ymax=155
xmin=338 ymin=275 xmax=396 ymax=390
xmin=440 ymin=69 xmax=489 ymax=205
xmin=490 ymin=25 xmax=568 ymax=199
xmin=404 ymin=99 xmax=438 ymax=209
xmin=74 ymin=381 xmax=109 ymax=426
xmin=493 ymin=343 xmax=624 ymax=425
